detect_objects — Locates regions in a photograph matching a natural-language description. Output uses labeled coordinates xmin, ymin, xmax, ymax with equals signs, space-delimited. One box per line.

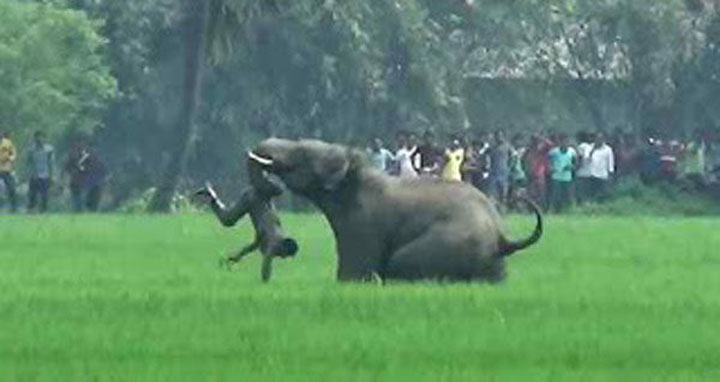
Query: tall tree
xmin=147 ymin=0 xmax=209 ymax=212
xmin=0 ymin=0 xmax=116 ymax=143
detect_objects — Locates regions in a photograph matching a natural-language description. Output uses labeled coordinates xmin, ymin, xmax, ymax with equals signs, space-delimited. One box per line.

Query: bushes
xmin=570 ymin=176 xmax=720 ymax=216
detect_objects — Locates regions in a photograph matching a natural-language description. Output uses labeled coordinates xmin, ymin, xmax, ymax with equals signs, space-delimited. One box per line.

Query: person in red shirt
xmin=523 ymin=134 xmax=553 ymax=208
xmin=659 ymin=139 xmax=681 ymax=181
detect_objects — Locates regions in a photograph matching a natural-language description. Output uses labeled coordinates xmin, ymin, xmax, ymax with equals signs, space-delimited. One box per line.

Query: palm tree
xmin=148 ymin=0 xmax=277 ymax=212
xmin=147 ymin=0 xmax=209 ymax=212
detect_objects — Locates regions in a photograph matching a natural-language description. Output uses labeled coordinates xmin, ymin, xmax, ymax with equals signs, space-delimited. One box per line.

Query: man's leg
xmin=499 ymin=179 xmax=510 ymax=206
xmin=39 ymin=179 xmax=49 ymax=213
xmin=212 ymin=199 xmax=250 ymax=227
xmin=71 ymin=184 xmax=83 ymax=212
xmin=27 ymin=178 xmax=38 ymax=212
xmin=86 ymin=185 xmax=102 ymax=212
xmin=584 ymin=178 xmax=596 ymax=203
xmin=527 ymin=177 xmax=538 ymax=205
xmin=487 ymin=178 xmax=499 ymax=202
xmin=591 ymin=177 xmax=607 ymax=202
xmin=577 ymin=177 xmax=589 ymax=205
xmin=559 ymin=181 xmax=571 ymax=212
xmin=597 ymin=179 xmax=609 ymax=202
xmin=538 ymin=176 xmax=548 ymax=210
xmin=548 ymin=180 xmax=561 ymax=212
xmin=196 ymin=184 xmax=253 ymax=227
xmin=1 ymin=172 xmax=17 ymax=212
xmin=0 ymin=172 xmax=6 ymax=210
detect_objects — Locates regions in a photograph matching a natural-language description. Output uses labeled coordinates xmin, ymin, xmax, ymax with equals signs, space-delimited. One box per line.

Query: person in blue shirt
xmin=366 ymin=138 xmax=395 ymax=173
xmin=548 ymin=133 xmax=577 ymax=213
xmin=27 ymin=131 xmax=54 ymax=213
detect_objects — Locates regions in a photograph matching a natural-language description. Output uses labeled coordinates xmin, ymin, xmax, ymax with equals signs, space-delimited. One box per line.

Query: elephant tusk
xmin=248 ymin=151 xmax=274 ymax=166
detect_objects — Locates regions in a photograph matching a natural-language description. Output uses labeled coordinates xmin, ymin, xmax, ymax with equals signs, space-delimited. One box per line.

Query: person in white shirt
xmin=366 ymin=138 xmax=395 ymax=173
xmin=575 ymin=132 xmax=595 ymax=205
xmin=586 ymin=133 xmax=615 ymax=201
xmin=395 ymin=132 xmax=419 ymax=178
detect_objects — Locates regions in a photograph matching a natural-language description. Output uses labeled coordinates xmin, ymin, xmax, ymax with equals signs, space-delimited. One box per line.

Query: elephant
xmin=248 ymin=138 xmax=542 ymax=282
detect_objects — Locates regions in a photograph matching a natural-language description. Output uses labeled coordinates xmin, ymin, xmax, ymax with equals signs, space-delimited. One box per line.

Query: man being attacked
xmin=194 ymin=154 xmax=298 ymax=282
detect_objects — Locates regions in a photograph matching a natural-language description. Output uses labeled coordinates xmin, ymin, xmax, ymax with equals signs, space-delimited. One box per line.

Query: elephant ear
xmin=313 ymin=146 xmax=350 ymax=191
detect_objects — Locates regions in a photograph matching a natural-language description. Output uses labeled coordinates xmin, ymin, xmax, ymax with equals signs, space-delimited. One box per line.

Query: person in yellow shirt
xmin=0 ymin=131 xmax=18 ymax=212
xmin=442 ymin=138 xmax=465 ymax=182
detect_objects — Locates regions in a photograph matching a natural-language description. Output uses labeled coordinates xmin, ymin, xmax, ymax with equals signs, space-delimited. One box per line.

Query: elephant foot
xmin=336 ymin=270 xmax=385 ymax=284
xmin=370 ymin=272 xmax=385 ymax=285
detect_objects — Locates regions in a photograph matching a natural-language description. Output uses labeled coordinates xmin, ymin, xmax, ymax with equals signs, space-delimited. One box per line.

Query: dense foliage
xmin=0 ymin=0 xmax=116 ymax=143
xmin=3 ymin=0 xmax=720 ymax=209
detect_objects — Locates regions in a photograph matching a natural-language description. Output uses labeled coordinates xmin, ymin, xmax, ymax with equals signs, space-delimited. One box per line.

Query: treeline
xmin=3 ymin=0 xmax=720 ymax=211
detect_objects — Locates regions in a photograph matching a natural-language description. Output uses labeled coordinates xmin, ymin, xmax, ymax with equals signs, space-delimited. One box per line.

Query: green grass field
xmin=1 ymin=214 xmax=719 ymax=381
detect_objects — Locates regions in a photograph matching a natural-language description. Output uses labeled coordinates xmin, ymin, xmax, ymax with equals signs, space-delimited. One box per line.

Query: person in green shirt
xmin=548 ymin=134 xmax=577 ymax=213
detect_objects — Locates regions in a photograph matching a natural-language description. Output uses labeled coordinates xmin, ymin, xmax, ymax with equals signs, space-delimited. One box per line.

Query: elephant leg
xmin=384 ymin=226 xmax=505 ymax=282
xmin=335 ymin=236 xmax=385 ymax=282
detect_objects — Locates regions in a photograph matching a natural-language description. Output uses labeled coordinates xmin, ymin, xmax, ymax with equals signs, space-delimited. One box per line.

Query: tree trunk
xmin=147 ymin=0 xmax=209 ymax=212
xmin=575 ymin=79 xmax=607 ymax=132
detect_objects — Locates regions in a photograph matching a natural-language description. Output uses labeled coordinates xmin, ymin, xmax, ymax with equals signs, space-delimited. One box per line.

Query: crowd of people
xmin=1 ymin=127 xmax=716 ymax=214
xmin=366 ymin=129 xmax=719 ymax=212
xmin=0 ymin=130 xmax=107 ymax=214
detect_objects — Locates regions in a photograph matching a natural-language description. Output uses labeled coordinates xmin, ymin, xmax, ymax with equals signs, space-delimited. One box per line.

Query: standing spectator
xmin=26 ymin=131 xmax=55 ymax=213
xmin=659 ymin=139 xmax=681 ymax=182
xmin=64 ymin=140 xmax=89 ymax=212
xmin=586 ymin=133 xmax=615 ymax=202
xmin=508 ymin=133 xmax=527 ymax=204
xmin=0 ymin=131 xmax=18 ymax=212
xmin=524 ymin=134 xmax=553 ymax=208
xmin=575 ymin=132 xmax=595 ymax=204
xmin=407 ymin=131 xmax=422 ymax=174
xmin=83 ymin=145 xmax=107 ymax=212
xmin=415 ymin=129 xmax=442 ymax=176
xmin=366 ymin=138 xmax=395 ymax=174
xmin=548 ymin=134 xmax=577 ymax=212
xmin=708 ymin=134 xmax=720 ymax=179
xmin=614 ymin=132 xmax=638 ymax=178
xmin=461 ymin=137 xmax=480 ymax=186
xmin=395 ymin=131 xmax=418 ymax=178
xmin=679 ymin=135 xmax=707 ymax=190
xmin=441 ymin=137 xmax=465 ymax=182
xmin=472 ymin=131 xmax=492 ymax=191
xmin=488 ymin=131 xmax=513 ymax=204
xmin=638 ymin=136 xmax=662 ymax=184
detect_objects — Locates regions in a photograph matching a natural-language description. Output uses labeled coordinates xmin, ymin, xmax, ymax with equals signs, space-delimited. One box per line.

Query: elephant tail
xmin=499 ymin=197 xmax=543 ymax=257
